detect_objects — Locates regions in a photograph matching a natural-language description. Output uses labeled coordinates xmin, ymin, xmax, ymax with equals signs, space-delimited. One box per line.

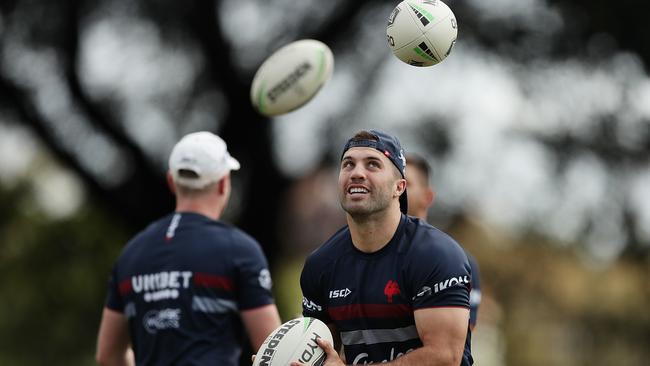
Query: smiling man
xmin=295 ymin=130 xmax=473 ymax=366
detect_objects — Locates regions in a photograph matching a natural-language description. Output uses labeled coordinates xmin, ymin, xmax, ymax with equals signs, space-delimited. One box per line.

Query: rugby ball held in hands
xmin=250 ymin=39 xmax=334 ymax=117
xmin=252 ymin=317 xmax=333 ymax=366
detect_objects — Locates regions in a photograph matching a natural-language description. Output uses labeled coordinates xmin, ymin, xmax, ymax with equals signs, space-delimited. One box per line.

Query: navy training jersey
xmin=105 ymin=212 xmax=275 ymax=366
xmin=300 ymin=215 xmax=473 ymax=365
xmin=467 ymin=253 xmax=481 ymax=327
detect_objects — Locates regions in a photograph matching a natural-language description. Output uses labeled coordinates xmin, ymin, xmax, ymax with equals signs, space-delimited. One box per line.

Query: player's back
xmin=107 ymin=212 xmax=273 ymax=365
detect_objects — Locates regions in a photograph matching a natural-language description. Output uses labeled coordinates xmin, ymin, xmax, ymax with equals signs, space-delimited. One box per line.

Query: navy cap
xmin=341 ymin=130 xmax=408 ymax=214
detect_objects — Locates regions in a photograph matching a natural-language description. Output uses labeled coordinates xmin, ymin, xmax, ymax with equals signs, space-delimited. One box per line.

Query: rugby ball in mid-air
xmin=250 ymin=39 xmax=334 ymax=117
xmin=386 ymin=0 xmax=458 ymax=67
xmin=252 ymin=317 xmax=333 ymax=366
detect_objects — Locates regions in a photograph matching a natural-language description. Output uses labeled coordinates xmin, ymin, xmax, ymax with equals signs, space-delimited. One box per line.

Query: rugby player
xmin=96 ymin=131 xmax=281 ymax=366
xmin=296 ymin=130 xmax=473 ymax=366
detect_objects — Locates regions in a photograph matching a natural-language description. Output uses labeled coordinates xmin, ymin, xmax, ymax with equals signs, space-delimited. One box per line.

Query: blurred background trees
xmin=0 ymin=0 xmax=648 ymax=365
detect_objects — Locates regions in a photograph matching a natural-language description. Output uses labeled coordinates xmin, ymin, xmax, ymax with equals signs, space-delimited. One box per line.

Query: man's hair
xmin=175 ymin=169 xmax=217 ymax=197
xmin=351 ymin=130 xmax=379 ymax=142
xmin=405 ymin=153 xmax=431 ymax=181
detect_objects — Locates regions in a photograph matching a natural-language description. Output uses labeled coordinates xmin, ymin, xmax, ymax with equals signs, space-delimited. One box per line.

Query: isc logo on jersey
xmin=329 ymin=288 xmax=351 ymax=299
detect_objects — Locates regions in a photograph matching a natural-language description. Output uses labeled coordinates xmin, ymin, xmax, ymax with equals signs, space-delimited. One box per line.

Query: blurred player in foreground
xmin=405 ymin=153 xmax=481 ymax=331
xmin=296 ymin=130 xmax=473 ymax=366
xmin=96 ymin=131 xmax=281 ymax=366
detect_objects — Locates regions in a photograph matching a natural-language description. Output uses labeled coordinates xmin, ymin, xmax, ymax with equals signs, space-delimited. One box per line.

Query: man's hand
xmin=290 ymin=338 xmax=345 ymax=366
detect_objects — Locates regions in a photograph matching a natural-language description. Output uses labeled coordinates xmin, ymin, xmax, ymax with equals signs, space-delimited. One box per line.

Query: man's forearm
xmin=96 ymin=348 xmax=134 ymax=366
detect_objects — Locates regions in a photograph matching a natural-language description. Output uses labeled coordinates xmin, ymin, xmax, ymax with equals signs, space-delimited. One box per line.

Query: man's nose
xmin=349 ymin=164 xmax=366 ymax=180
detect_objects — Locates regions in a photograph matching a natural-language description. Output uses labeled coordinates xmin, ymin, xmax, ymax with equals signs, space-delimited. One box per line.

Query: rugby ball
xmin=252 ymin=317 xmax=333 ymax=366
xmin=386 ymin=0 xmax=458 ymax=67
xmin=250 ymin=39 xmax=334 ymax=117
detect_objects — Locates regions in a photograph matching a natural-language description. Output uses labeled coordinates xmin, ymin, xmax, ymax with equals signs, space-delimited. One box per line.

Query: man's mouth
xmin=348 ymin=187 xmax=369 ymax=194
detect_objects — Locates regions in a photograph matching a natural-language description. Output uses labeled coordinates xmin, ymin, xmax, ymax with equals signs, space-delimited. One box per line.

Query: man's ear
xmin=425 ymin=187 xmax=435 ymax=207
xmin=216 ymin=174 xmax=230 ymax=195
xmin=396 ymin=179 xmax=407 ymax=197
xmin=166 ymin=171 xmax=176 ymax=195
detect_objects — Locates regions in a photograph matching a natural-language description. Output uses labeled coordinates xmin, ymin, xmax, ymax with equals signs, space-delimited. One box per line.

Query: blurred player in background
xmin=296 ymin=130 xmax=473 ymax=366
xmin=405 ymin=153 xmax=481 ymax=331
xmin=96 ymin=131 xmax=281 ymax=366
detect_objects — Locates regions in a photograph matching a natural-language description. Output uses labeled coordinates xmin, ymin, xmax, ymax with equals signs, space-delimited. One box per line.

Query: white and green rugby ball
xmin=386 ymin=0 xmax=458 ymax=67
xmin=252 ymin=317 xmax=333 ymax=366
xmin=250 ymin=39 xmax=334 ymax=117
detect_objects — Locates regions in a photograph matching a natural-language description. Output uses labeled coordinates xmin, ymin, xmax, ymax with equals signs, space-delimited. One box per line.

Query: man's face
xmin=405 ymin=165 xmax=433 ymax=219
xmin=338 ymin=147 xmax=403 ymax=217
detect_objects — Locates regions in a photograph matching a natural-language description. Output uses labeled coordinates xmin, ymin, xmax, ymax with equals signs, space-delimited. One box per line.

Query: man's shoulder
xmin=189 ymin=217 xmax=262 ymax=254
xmin=402 ymin=217 xmax=466 ymax=260
xmin=122 ymin=214 xmax=173 ymax=246
xmin=124 ymin=212 xmax=259 ymax=254
xmin=304 ymin=225 xmax=351 ymax=268
xmin=403 ymin=216 xmax=459 ymax=244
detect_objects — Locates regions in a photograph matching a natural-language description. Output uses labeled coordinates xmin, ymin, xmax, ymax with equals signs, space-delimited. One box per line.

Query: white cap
xmin=168 ymin=131 xmax=240 ymax=189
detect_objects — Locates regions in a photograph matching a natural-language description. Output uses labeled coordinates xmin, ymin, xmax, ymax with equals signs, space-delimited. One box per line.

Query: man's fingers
xmin=316 ymin=338 xmax=336 ymax=355
xmin=290 ymin=339 xmax=337 ymax=366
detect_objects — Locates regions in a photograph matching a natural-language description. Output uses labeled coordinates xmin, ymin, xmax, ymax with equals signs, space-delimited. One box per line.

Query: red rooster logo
xmin=384 ymin=280 xmax=401 ymax=303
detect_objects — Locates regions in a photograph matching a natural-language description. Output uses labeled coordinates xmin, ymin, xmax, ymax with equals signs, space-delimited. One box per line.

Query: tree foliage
xmin=0 ymin=181 xmax=129 ymax=365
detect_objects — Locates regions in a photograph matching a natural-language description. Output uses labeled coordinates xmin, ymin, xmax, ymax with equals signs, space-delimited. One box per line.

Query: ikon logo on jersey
xmin=411 ymin=275 xmax=471 ymax=301
xmin=329 ymin=288 xmax=352 ymax=299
